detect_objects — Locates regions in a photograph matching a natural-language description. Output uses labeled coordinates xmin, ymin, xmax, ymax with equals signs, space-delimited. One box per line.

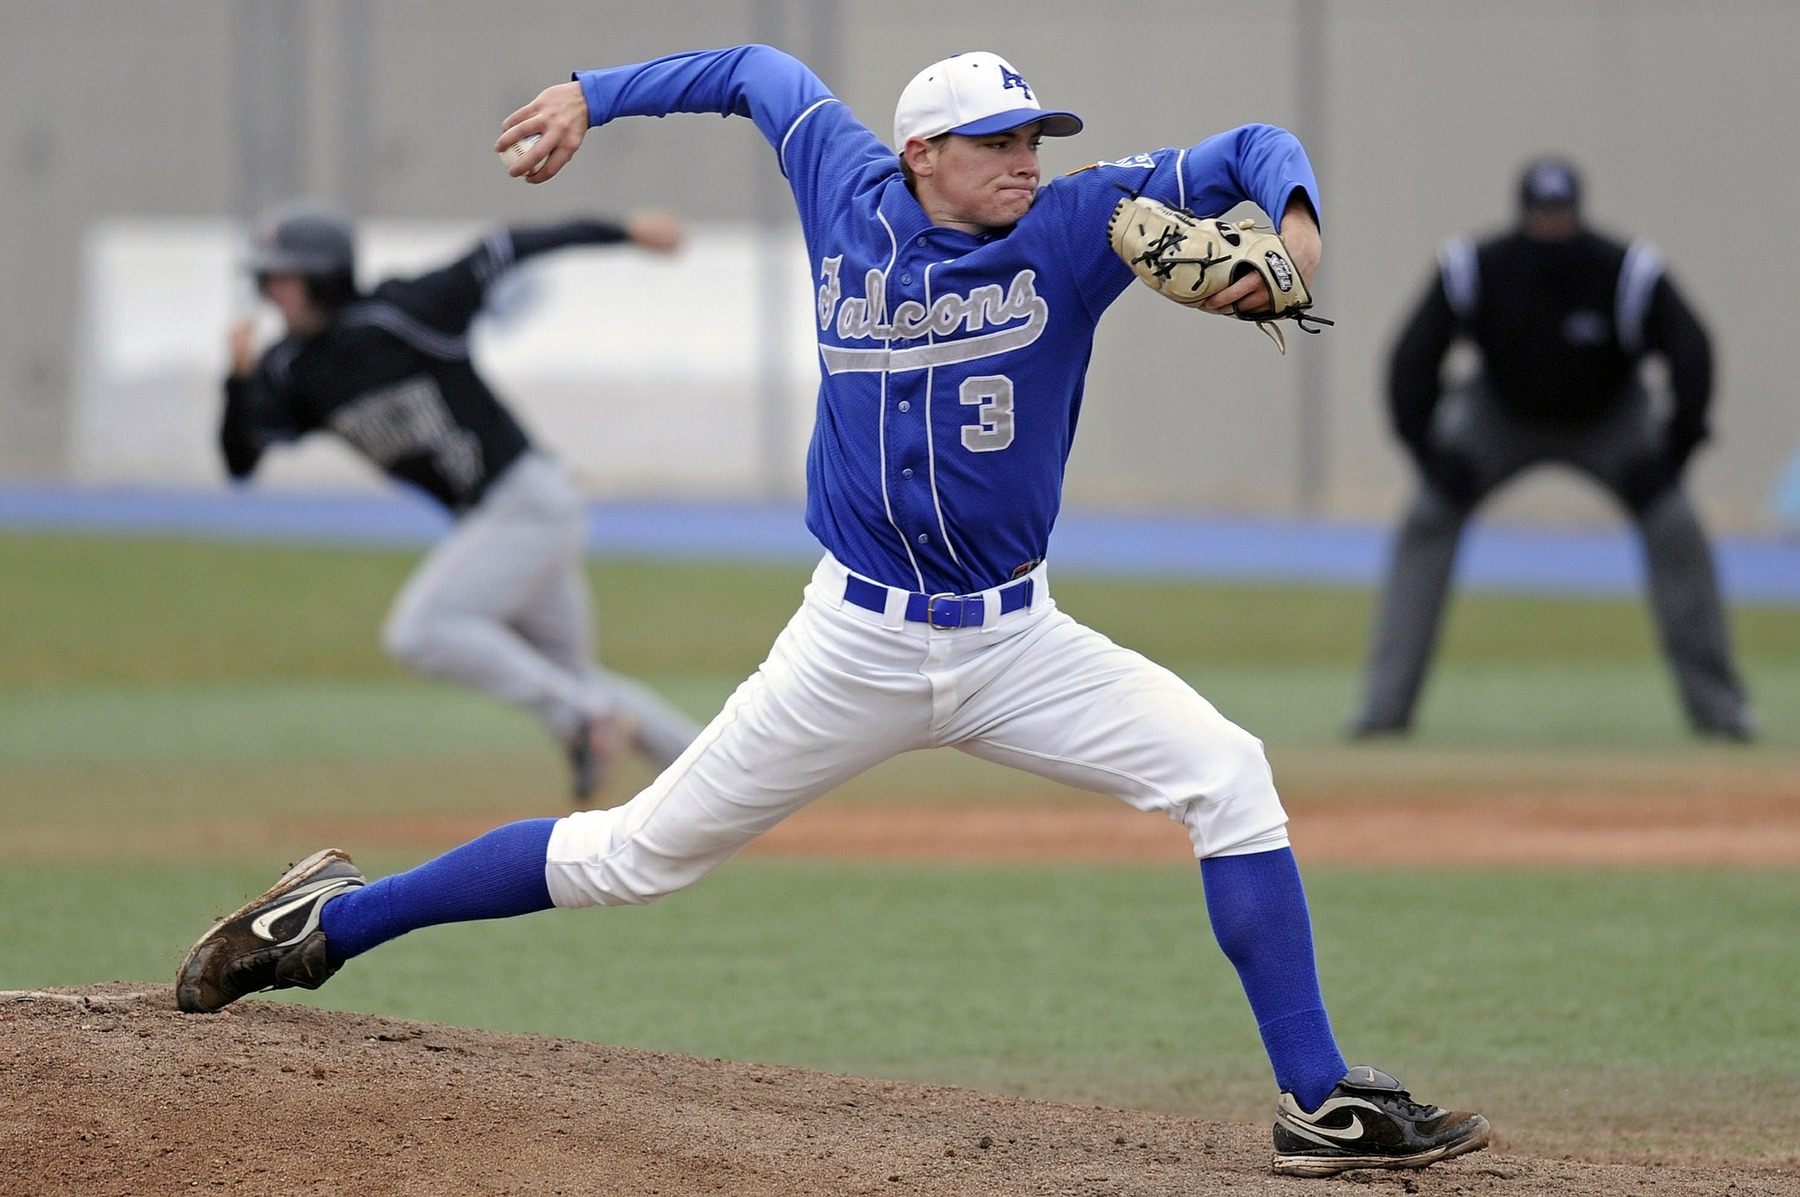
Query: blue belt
xmin=843 ymin=573 xmax=1036 ymax=629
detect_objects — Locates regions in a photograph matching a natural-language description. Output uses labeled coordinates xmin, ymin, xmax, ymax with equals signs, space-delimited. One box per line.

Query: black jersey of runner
xmin=222 ymin=220 xmax=628 ymax=514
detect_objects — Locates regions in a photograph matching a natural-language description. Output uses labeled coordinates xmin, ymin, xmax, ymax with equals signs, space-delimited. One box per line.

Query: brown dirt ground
xmin=740 ymin=791 xmax=1800 ymax=867
xmin=5 ymin=984 xmax=1797 ymax=1197
xmin=5 ymin=793 xmax=1799 ymax=1196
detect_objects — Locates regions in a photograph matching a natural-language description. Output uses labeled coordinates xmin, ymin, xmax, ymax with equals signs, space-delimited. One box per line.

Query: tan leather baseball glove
xmin=1107 ymin=194 xmax=1332 ymax=353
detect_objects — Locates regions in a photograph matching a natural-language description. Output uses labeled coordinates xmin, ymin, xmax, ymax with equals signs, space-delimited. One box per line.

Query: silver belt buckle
xmin=925 ymin=591 xmax=964 ymax=628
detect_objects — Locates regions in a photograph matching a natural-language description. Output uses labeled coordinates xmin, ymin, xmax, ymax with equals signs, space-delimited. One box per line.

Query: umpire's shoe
xmin=176 ymin=848 xmax=364 ymax=1014
xmin=1271 ymin=1066 xmax=1491 ymax=1177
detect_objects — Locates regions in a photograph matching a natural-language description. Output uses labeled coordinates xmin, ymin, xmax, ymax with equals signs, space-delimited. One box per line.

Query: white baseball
xmin=500 ymin=133 xmax=547 ymax=176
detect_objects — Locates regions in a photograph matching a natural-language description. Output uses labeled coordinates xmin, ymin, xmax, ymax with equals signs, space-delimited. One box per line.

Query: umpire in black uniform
xmin=1350 ymin=157 xmax=1756 ymax=741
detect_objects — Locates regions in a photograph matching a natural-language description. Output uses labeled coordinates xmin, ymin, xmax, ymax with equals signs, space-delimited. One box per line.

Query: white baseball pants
xmin=546 ymin=553 xmax=1289 ymax=908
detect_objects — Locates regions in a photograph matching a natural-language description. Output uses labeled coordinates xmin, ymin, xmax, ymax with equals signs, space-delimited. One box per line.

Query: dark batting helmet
xmin=247 ymin=201 xmax=359 ymax=310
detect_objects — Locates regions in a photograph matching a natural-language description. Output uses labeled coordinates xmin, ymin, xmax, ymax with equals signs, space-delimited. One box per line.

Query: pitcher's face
xmin=910 ymin=123 xmax=1043 ymax=233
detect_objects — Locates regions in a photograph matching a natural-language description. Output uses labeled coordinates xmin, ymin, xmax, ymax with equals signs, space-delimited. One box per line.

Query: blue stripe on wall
xmin=3 ymin=484 xmax=1796 ymax=605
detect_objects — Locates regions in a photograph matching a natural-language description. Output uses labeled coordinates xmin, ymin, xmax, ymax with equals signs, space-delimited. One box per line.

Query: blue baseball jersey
xmin=577 ymin=45 xmax=1319 ymax=595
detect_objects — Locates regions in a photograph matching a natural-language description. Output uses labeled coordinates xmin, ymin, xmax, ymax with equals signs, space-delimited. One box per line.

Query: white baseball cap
xmin=893 ymin=51 xmax=1083 ymax=149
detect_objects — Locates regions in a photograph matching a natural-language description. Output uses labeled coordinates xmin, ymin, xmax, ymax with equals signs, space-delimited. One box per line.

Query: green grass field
xmin=2 ymin=530 xmax=1798 ymax=1162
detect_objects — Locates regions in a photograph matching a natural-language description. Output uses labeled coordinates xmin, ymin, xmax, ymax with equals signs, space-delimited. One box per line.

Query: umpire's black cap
xmin=247 ymin=202 xmax=355 ymax=276
xmin=1517 ymin=157 xmax=1582 ymax=213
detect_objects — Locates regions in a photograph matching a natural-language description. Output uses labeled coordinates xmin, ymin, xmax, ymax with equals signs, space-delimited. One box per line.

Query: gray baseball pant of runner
xmin=1353 ymin=378 xmax=1752 ymax=736
xmin=381 ymin=451 xmax=700 ymax=764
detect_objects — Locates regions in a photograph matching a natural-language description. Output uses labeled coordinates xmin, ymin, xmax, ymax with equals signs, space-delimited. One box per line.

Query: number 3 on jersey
xmin=959 ymin=375 xmax=1015 ymax=452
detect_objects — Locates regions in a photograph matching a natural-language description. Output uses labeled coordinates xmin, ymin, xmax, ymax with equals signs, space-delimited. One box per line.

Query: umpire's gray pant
xmin=1353 ymin=379 xmax=1752 ymax=735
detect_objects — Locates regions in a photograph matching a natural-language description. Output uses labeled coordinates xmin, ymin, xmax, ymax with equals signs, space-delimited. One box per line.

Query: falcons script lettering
xmin=814 ymin=256 xmax=1048 ymax=375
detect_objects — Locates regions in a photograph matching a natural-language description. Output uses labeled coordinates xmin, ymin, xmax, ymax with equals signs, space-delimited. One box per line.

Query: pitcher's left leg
xmin=947 ymin=611 xmax=1486 ymax=1174
xmin=947 ymin=612 xmax=1336 ymax=1095
xmin=944 ymin=609 xmax=1286 ymax=858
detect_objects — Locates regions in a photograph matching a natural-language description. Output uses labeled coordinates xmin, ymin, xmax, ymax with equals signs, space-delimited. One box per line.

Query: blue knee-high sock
xmin=1200 ymin=847 xmax=1347 ymax=1112
xmin=320 ymin=818 xmax=558 ymax=963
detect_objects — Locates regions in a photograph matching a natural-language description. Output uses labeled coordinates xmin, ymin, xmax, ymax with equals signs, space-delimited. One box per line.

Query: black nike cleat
xmin=176 ymin=848 xmax=365 ymax=1014
xmin=1271 ymin=1065 xmax=1491 ymax=1177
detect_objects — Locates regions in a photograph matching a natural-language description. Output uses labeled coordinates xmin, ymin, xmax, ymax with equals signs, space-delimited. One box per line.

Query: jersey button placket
xmin=887 ymin=254 xmax=938 ymax=574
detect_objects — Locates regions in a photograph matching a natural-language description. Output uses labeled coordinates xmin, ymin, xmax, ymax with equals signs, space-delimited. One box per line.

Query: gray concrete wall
xmin=5 ymin=0 xmax=1796 ymax=529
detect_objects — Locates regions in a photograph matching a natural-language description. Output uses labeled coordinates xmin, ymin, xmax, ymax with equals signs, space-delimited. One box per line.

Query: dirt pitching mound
xmin=4 ymin=984 xmax=1788 ymax=1197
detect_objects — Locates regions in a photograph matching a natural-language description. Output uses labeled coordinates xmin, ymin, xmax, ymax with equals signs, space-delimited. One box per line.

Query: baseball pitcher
xmin=182 ymin=46 xmax=1488 ymax=1179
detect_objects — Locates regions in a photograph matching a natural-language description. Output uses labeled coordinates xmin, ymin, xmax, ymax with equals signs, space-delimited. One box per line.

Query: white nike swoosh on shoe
xmin=1296 ymin=1113 xmax=1364 ymax=1142
xmin=248 ymin=879 xmax=361 ymax=945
